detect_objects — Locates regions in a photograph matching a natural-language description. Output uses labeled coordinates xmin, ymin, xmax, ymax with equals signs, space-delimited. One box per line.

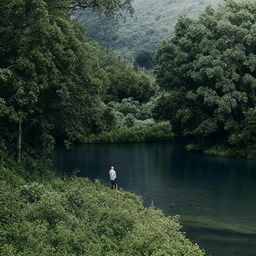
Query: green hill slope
xmin=76 ymin=0 xmax=223 ymax=61
xmin=0 ymin=166 xmax=205 ymax=256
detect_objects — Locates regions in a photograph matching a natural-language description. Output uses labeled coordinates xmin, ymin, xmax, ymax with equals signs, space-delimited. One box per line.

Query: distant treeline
xmin=76 ymin=0 xmax=223 ymax=66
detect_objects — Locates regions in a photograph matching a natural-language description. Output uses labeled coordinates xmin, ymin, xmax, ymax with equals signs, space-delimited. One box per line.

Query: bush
xmin=155 ymin=0 xmax=256 ymax=156
xmin=0 ymin=166 xmax=205 ymax=256
xmin=105 ymin=65 xmax=155 ymax=102
xmin=83 ymin=122 xmax=174 ymax=143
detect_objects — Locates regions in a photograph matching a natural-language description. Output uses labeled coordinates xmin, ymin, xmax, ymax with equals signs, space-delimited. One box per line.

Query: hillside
xmin=76 ymin=0 xmax=224 ymax=62
xmin=0 ymin=166 xmax=205 ymax=256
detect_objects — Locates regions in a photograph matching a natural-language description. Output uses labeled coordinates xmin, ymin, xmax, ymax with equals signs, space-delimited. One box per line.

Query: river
xmin=54 ymin=141 xmax=256 ymax=256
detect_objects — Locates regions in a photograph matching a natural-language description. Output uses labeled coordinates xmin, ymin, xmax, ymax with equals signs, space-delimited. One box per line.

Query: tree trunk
xmin=17 ymin=121 xmax=22 ymax=163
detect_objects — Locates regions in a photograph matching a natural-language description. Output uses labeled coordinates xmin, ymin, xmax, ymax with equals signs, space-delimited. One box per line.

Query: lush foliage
xmin=0 ymin=0 xmax=111 ymax=160
xmin=76 ymin=0 xmax=223 ymax=64
xmin=0 ymin=0 xmax=159 ymax=163
xmin=155 ymin=0 xmax=256 ymax=157
xmin=84 ymin=122 xmax=173 ymax=143
xmin=108 ymin=97 xmax=158 ymax=128
xmin=82 ymin=97 xmax=173 ymax=143
xmin=0 ymin=166 xmax=204 ymax=256
xmin=99 ymin=53 xmax=155 ymax=102
xmin=105 ymin=66 xmax=154 ymax=102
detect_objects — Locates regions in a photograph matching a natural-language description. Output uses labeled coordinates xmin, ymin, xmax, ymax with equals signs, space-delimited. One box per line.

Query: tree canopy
xmin=76 ymin=0 xmax=223 ymax=62
xmin=0 ymin=0 xmax=158 ymax=162
xmin=155 ymin=0 xmax=256 ymax=156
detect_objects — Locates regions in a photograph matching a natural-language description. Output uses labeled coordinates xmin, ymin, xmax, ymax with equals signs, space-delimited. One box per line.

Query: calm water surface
xmin=54 ymin=141 xmax=256 ymax=256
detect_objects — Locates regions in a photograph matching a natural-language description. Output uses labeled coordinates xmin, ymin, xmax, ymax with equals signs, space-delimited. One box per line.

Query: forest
xmin=76 ymin=0 xmax=223 ymax=65
xmin=0 ymin=0 xmax=172 ymax=165
xmin=155 ymin=0 xmax=256 ymax=158
xmin=0 ymin=0 xmax=197 ymax=255
xmin=1 ymin=0 xmax=256 ymax=255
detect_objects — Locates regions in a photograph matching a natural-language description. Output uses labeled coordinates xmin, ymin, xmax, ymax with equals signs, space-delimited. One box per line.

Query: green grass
xmin=83 ymin=122 xmax=174 ymax=143
xmin=0 ymin=165 xmax=204 ymax=256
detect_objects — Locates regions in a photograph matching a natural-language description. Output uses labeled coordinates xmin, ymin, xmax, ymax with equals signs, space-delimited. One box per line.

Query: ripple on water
xmin=182 ymin=216 xmax=256 ymax=256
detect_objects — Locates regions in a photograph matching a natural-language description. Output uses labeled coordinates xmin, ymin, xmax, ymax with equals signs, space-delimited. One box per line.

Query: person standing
xmin=109 ymin=166 xmax=118 ymax=190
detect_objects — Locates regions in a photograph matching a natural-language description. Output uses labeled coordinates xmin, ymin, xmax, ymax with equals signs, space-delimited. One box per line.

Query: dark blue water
xmin=54 ymin=141 xmax=256 ymax=256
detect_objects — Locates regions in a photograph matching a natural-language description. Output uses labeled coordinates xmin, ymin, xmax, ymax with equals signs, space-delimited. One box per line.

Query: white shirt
xmin=109 ymin=169 xmax=116 ymax=181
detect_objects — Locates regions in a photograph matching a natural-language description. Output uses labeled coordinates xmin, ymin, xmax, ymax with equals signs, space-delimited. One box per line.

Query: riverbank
xmin=82 ymin=122 xmax=174 ymax=144
xmin=81 ymin=123 xmax=254 ymax=160
xmin=0 ymin=164 xmax=204 ymax=256
xmin=55 ymin=140 xmax=256 ymax=256
xmin=187 ymin=144 xmax=256 ymax=159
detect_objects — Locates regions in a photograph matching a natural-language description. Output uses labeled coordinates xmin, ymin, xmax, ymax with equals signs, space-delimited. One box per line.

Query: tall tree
xmin=155 ymin=0 xmax=256 ymax=154
xmin=0 ymin=0 xmax=133 ymax=161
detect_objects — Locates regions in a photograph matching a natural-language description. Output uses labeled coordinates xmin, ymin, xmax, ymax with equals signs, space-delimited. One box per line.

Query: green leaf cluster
xmin=0 ymin=0 xmax=108 ymax=157
xmin=82 ymin=95 xmax=174 ymax=143
xmin=83 ymin=121 xmax=173 ymax=143
xmin=155 ymin=0 xmax=256 ymax=157
xmin=0 ymin=166 xmax=204 ymax=256
xmin=104 ymin=64 xmax=155 ymax=102
xmin=0 ymin=0 xmax=155 ymax=162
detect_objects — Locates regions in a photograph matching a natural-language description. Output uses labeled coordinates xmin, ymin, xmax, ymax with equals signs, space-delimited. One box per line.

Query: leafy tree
xmin=155 ymin=0 xmax=256 ymax=154
xmin=0 ymin=0 xmax=134 ymax=162
xmin=233 ymin=108 xmax=256 ymax=156
xmin=105 ymin=62 xmax=155 ymax=102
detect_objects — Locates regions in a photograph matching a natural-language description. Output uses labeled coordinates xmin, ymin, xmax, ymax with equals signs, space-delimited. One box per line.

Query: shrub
xmin=0 ymin=166 xmax=205 ymax=256
xmin=83 ymin=122 xmax=174 ymax=143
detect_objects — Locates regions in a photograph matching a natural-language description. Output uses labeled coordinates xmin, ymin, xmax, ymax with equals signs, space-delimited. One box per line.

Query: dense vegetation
xmin=83 ymin=97 xmax=173 ymax=143
xmin=76 ymin=0 xmax=223 ymax=65
xmin=0 ymin=0 xmax=171 ymax=163
xmin=0 ymin=1 xmax=202 ymax=255
xmin=4 ymin=0 xmax=256 ymax=254
xmin=0 ymin=165 xmax=205 ymax=256
xmin=155 ymin=0 xmax=256 ymax=158
xmin=84 ymin=122 xmax=173 ymax=143
xmin=0 ymin=0 xmax=107 ymax=161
